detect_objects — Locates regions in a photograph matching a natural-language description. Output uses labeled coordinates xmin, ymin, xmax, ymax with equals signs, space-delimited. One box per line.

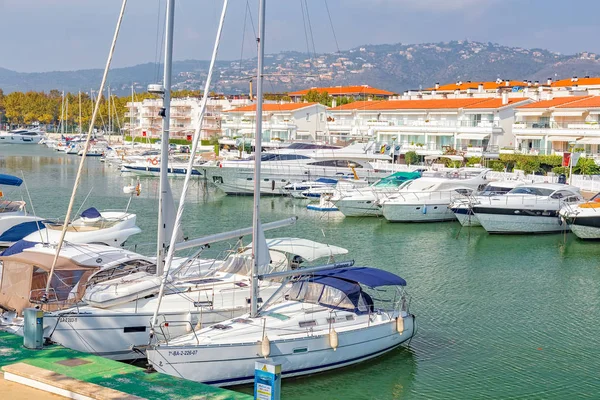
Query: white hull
xmin=475 ymin=213 xmax=568 ymax=234
xmin=0 ymin=133 xmax=44 ymax=144
xmin=382 ymin=203 xmax=457 ymax=222
xmin=566 ymin=223 xmax=600 ymax=239
xmin=452 ymin=209 xmax=481 ymax=227
xmin=336 ymin=197 xmax=382 ymax=217
xmin=147 ymin=314 xmax=415 ymax=386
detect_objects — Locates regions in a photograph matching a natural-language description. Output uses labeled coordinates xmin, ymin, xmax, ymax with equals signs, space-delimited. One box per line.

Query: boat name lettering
xmin=168 ymin=350 xmax=198 ymax=357
xmin=58 ymin=317 xmax=77 ymax=323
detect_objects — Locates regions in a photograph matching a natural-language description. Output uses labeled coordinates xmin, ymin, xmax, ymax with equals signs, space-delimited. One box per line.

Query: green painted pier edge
xmin=0 ymin=330 xmax=251 ymax=400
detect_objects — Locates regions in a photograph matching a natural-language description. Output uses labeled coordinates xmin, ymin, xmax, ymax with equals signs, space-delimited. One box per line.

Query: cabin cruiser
xmin=334 ymin=171 xmax=421 ymax=217
xmin=200 ymin=142 xmax=394 ymax=195
xmin=146 ymin=266 xmax=416 ymax=386
xmin=283 ymin=178 xmax=338 ymax=199
xmin=0 ymin=174 xmax=45 ymax=246
xmin=559 ymin=193 xmax=600 ymax=239
xmin=0 ymin=238 xmax=347 ymax=361
xmin=0 ymin=129 xmax=46 ymax=144
xmin=8 ymin=207 xmax=141 ymax=247
xmin=121 ymin=159 xmax=204 ymax=177
xmin=379 ymin=169 xmax=490 ymax=222
xmin=449 ymin=180 xmax=526 ymax=227
xmin=473 ymin=183 xmax=583 ymax=234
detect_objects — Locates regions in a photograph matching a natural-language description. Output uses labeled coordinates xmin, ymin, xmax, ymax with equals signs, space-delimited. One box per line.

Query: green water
xmin=2 ymin=145 xmax=599 ymax=399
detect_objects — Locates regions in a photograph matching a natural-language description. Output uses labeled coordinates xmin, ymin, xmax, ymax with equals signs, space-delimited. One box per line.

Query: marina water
xmin=1 ymin=144 xmax=599 ymax=399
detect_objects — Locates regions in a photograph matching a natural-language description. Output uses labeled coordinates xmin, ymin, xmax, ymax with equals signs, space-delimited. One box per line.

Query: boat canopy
xmin=0 ymin=240 xmax=37 ymax=257
xmin=375 ymin=171 xmax=421 ymax=187
xmin=81 ymin=207 xmax=101 ymax=219
xmin=308 ymin=266 xmax=406 ymax=288
xmin=0 ymin=174 xmax=23 ymax=187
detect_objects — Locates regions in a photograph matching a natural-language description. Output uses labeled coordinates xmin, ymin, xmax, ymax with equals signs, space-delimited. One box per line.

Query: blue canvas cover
xmin=0 ymin=239 xmax=37 ymax=256
xmin=0 ymin=174 xmax=23 ymax=187
xmin=81 ymin=207 xmax=101 ymax=219
xmin=309 ymin=266 xmax=407 ymax=288
xmin=0 ymin=221 xmax=46 ymax=244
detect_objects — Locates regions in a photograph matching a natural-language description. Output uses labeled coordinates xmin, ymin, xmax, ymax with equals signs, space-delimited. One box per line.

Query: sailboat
xmin=146 ymin=0 xmax=416 ymax=386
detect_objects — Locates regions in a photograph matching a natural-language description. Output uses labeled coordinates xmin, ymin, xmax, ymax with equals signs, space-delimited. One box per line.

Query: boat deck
xmin=0 ymin=330 xmax=251 ymax=399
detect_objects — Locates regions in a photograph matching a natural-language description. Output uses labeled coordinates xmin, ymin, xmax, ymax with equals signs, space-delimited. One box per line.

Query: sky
xmin=2 ymin=0 xmax=600 ymax=73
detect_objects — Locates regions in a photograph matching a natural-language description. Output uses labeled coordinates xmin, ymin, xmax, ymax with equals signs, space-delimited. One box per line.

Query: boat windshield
xmin=86 ymin=259 xmax=156 ymax=286
xmin=509 ymin=187 xmax=554 ymax=196
xmin=288 ymin=280 xmax=372 ymax=314
xmin=286 ymin=143 xmax=340 ymax=150
xmin=246 ymin=153 xmax=310 ymax=161
xmin=479 ymin=186 xmax=514 ymax=196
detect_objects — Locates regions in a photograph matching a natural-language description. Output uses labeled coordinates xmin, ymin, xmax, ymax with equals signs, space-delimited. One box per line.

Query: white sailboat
xmin=146 ymin=0 xmax=416 ymax=386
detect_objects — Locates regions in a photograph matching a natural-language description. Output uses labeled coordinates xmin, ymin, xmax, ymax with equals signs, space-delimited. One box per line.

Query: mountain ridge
xmin=2 ymin=41 xmax=600 ymax=96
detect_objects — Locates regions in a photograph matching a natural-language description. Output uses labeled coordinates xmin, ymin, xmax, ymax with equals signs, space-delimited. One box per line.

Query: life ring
xmin=150 ymin=157 xmax=159 ymax=166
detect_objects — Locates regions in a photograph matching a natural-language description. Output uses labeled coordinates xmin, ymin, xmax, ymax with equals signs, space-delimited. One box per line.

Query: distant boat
xmin=0 ymin=129 xmax=46 ymax=144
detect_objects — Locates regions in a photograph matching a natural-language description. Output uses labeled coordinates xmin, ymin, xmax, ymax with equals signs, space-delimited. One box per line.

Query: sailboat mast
xmin=108 ymin=86 xmax=111 ymax=136
xmin=60 ymin=91 xmax=65 ymax=135
xmin=156 ymin=0 xmax=175 ymax=276
xmin=250 ymin=0 xmax=267 ymax=318
xmin=131 ymin=85 xmax=135 ymax=148
xmin=79 ymin=91 xmax=82 ymax=135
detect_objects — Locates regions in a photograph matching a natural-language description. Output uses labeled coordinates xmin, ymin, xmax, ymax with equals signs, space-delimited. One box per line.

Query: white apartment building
xmin=513 ymin=95 xmax=600 ymax=157
xmin=327 ymin=95 xmax=530 ymax=157
xmin=124 ymin=97 xmax=251 ymax=140
xmin=221 ymin=102 xmax=329 ymax=142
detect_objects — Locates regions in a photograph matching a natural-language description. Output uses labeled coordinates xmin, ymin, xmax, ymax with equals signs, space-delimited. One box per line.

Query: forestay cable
xmin=43 ymin=0 xmax=129 ymax=301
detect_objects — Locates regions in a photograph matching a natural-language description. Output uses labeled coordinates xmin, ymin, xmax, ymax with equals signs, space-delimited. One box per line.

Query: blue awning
xmin=0 ymin=174 xmax=23 ymax=187
xmin=309 ymin=266 xmax=406 ymax=288
xmin=81 ymin=207 xmax=101 ymax=219
xmin=0 ymin=240 xmax=37 ymax=257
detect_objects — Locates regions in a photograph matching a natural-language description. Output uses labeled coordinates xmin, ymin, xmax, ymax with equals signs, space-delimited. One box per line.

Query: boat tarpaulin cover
xmin=309 ymin=266 xmax=407 ymax=288
xmin=0 ymin=240 xmax=37 ymax=257
xmin=0 ymin=174 xmax=23 ymax=187
xmin=81 ymin=207 xmax=101 ymax=219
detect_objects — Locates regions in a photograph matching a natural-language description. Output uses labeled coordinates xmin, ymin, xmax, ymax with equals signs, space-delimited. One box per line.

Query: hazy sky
xmin=2 ymin=0 xmax=600 ymax=72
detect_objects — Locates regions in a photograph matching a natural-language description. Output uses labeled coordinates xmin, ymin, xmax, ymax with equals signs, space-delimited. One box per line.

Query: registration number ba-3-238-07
xmin=168 ymin=350 xmax=199 ymax=357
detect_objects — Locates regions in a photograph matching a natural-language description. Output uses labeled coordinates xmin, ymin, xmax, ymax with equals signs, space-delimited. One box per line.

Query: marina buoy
xmin=396 ymin=316 xmax=405 ymax=334
xmin=422 ymin=205 xmax=427 ymax=214
xmin=261 ymin=336 xmax=271 ymax=358
xmin=329 ymin=328 xmax=338 ymax=351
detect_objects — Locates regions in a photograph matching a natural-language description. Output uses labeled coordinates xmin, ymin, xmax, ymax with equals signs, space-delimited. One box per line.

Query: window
xmin=308 ymin=160 xmax=363 ymax=168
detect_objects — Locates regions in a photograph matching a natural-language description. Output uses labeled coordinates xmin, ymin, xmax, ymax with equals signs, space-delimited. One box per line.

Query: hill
xmin=3 ymin=41 xmax=600 ymax=95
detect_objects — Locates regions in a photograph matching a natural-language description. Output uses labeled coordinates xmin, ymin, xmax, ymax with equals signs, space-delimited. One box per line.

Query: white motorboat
xmin=121 ymin=159 xmax=204 ymax=177
xmin=146 ymin=266 xmax=416 ymax=386
xmin=0 ymin=129 xmax=46 ymax=144
xmin=200 ymin=142 xmax=394 ymax=196
xmin=334 ymin=171 xmax=422 ymax=217
xmin=380 ymin=169 xmax=490 ymax=222
xmin=449 ymin=180 xmax=526 ymax=227
xmin=282 ymin=177 xmax=337 ymax=199
xmin=473 ymin=183 xmax=583 ymax=234
xmin=559 ymin=193 xmax=600 ymax=239
xmin=17 ymin=207 xmax=141 ymax=247
xmin=0 ymin=174 xmax=45 ymax=246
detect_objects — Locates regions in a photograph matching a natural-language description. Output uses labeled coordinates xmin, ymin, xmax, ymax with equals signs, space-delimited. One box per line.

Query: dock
xmin=0 ymin=330 xmax=251 ymax=400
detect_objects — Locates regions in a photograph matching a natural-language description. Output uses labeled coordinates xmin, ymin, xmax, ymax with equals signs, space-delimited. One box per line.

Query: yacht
xmin=12 ymin=207 xmax=141 ymax=247
xmin=199 ymin=142 xmax=394 ymax=195
xmin=559 ymin=194 xmax=600 ymax=239
xmin=379 ymin=169 xmax=490 ymax=222
xmin=121 ymin=159 xmax=204 ymax=177
xmin=0 ymin=129 xmax=46 ymax=144
xmin=472 ymin=183 xmax=583 ymax=234
xmin=334 ymin=171 xmax=422 ymax=217
xmin=449 ymin=180 xmax=526 ymax=227
xmin=146 ymin=266 xmax=416 ymax=386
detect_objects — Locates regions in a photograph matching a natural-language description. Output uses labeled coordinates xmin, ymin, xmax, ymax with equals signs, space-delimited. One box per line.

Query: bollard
xmin=23 ymin=308 xmax=44 ymax=349
xmin=254 ymin=360 xmax=281 ymax=400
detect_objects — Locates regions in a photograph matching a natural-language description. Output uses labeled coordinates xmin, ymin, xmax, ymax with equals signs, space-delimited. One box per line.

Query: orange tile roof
xmin=463 ymin=98 xmax=530 ymax=109
xmin=330 ymin=98 xmax=486 ymax=111
xmin=427 ymin=80 xmax=530 ymax=91
xmin=516 ymin=96 xmax=591 ymax=109
xmin=551 ymin=77 xmax=600 ymax=87
xmin=225 ymin=102 xmax=320 ymax=113
xmin=555 ymin=96 xmax=600 ymax=108
xmin=328 ymin=100 xmax=381 ymax=111
xmin=288 ymin=86 xmax=395 ymax=97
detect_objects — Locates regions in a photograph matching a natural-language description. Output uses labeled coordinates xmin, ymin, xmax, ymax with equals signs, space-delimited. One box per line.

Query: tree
xmin=301 ymin=89 xmax=332 ymax=106
xmin=405 ymin=151 xmax=418 ymax=165
xmin=575 ymin=157 xmax=600 ymax=176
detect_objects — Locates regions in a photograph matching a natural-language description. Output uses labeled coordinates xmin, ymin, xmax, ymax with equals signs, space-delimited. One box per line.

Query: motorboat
xmin=334 ymin=171 xmax=422 ymax=217
xmin=472 ymin=183 xmax=583 ymax=234
xmin=449 ymin=180 xmax=526 ymax=227
xmin=379 ymin=169 xmax=490 ymax=222
xmin=14 ymin=207 xmax=141 ymax=247
xmin=0 ymin=174 xmax=45 ymax=246
xmin=559 ymin=193 xmax=600 ymax=239
xmin=283 ymin=177 xmax=338 ymax=199
xmin=120 ymin=159 xmax=204 ymax=177
xmin=199 ymin=142 xmax=395 ymax=195
xmin=146 ymin=266 xmax=416 ymax=386
xmin=0 ymin=129 xmax=46 ymax=144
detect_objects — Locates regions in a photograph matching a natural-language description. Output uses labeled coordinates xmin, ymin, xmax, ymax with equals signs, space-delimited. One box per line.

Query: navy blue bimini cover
xmin=0 ymin=239 xmax=37 ymax=256
xmin=310 ymin=266 xmax=407 ymax=288
xmin=0 ymin=221 xmax=46 ymax=245
xmin=81 ymin=207 xmax=101 ymax=219
xmin=316 ymin=177 xmax=338 ymax=185
xmin=0 ymin=174 xmax=23 ymax=187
